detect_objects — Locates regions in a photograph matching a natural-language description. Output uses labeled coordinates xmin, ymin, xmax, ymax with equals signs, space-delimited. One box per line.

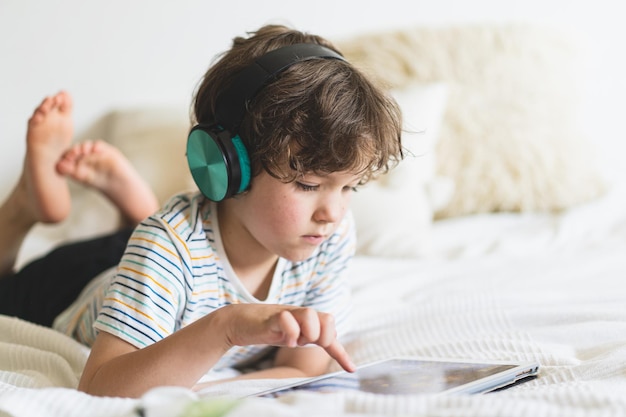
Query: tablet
xmin=254 ymin=357 xmax=539 ymax=397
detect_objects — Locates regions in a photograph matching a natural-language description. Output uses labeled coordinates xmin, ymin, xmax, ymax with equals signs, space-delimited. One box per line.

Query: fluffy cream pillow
xmin=351 ymin=83 xmax=450 ymax=258
xmin=338 ymin=24 xmax=607 ymax=218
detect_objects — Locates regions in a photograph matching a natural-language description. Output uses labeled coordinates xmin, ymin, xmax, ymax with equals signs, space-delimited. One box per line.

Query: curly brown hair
xmin=192 ymin=25 xmax=403 ymax=185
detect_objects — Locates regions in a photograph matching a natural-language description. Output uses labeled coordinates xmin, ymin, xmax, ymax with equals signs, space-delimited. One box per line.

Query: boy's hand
xmin=219 ymin=304 xmax=355 ymax=373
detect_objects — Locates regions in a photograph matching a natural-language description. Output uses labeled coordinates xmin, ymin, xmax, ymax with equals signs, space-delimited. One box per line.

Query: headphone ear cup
xmin=230 ymin=135 xmax=251 ymax=194
xmin=186 ymin=127 xmax=232 ymax=202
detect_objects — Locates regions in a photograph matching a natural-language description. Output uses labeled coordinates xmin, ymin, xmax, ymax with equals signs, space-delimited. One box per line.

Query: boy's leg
xmin=0 ymin=91 xmax=159 ymax=326
xmin=0 ymin=91 xmax=73 ymax=275
xmin=0 ymin=91 xmax=159 ymax=276
xmin=0 ymin=227 xmax=133 ymax=327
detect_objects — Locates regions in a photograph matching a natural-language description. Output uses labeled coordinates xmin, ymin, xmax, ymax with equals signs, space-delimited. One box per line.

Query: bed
xmin=2 ymin=23 xmax=626 ymax=417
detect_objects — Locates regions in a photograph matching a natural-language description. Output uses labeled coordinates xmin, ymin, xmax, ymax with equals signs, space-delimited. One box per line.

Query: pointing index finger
xmin=324 ymin=340 xmax=356 ymax=373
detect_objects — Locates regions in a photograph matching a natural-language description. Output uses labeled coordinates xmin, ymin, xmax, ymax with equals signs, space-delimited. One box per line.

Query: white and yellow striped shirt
xmin=54 ymin=191 xmax=355 ymax=371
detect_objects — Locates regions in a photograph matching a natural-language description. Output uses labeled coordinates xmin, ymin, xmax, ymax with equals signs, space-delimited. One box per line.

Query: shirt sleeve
xmin=93 ymin=198 xmax=194 ymax=348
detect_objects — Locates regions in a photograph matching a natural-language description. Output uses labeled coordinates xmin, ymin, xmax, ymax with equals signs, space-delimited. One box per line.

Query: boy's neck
xmin=216 ymin=200 xmax=279 ymax=300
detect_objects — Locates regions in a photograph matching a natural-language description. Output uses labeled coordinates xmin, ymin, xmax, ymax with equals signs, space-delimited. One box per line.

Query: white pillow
xmin=351 ymin=83 xmax=450 ymax=258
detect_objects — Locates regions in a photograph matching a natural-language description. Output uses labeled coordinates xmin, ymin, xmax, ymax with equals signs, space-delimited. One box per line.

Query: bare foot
xmin=20 ymin=91 xmax=74 ymax=223
xmin=0 ymin=91 xmax=73 ymax=274
xmin=56 ymin=140 xmax=159 ymax=225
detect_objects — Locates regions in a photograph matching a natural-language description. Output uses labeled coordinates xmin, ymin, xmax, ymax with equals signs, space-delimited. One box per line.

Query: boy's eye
xmin=296 ymin=182 xmax=318 ymax=192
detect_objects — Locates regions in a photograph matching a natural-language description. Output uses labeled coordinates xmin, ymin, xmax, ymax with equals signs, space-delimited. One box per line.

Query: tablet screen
xmin=262 ymin=358 xmax=520 ymax=397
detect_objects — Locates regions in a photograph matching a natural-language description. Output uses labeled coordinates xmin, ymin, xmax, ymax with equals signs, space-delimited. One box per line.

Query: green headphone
xmin=186 ymin=43 xmax=345 ymax=202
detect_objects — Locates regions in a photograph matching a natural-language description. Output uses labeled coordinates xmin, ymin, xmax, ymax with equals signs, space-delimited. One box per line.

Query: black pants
xmin=0 ymin=228 xmax=133 ymax=327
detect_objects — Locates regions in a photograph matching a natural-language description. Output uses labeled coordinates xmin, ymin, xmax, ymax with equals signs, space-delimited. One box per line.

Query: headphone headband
xmin=215 ymin=43 xmax=345 ymax=132
xmin=188 ymin=42 xmax=345 ymax=202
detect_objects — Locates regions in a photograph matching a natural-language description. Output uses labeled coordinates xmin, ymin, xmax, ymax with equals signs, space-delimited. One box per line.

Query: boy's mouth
xmin=302 ymin=234 xmax=326 ymax=245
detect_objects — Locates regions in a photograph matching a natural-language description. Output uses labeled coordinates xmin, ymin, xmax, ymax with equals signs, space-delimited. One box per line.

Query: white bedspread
xmin=2 ymin=186 xmax=626 ymax=417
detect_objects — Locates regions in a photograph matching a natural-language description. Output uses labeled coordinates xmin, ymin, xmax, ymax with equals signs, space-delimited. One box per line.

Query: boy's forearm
xmin=80 ymin=311 xmax=232 ymax=397
xmin=80 ymin=304 xmax=349 ymax=397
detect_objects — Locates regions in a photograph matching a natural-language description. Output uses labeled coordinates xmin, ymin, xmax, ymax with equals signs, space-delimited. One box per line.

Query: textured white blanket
xmin=2 ymin=204 xmax=626 ymax=416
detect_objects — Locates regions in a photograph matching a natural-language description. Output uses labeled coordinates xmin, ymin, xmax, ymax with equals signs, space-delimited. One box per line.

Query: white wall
xmin=1 ymin=0 xmax=624 ymax=200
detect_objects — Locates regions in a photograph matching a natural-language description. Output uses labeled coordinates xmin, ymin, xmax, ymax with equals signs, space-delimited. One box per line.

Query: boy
xmin=1 ymin=25 xmax=403 ymax=398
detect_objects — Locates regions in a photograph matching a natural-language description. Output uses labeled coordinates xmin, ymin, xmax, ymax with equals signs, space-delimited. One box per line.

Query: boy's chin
xmin=281 ymin=246 xmax=320 ymax=263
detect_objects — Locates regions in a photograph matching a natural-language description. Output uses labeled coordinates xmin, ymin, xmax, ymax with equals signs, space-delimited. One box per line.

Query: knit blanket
xmin=2 ymin=196 xmax=626 ymax=416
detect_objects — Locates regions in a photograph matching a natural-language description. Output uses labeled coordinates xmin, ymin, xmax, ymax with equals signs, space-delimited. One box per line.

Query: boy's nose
xmin=314 ymin=195 xmax=345 ymax=224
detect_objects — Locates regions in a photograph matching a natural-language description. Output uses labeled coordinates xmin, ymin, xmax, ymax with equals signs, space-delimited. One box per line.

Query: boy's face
xmin=221 ymin=169 xmax=360 ymax=263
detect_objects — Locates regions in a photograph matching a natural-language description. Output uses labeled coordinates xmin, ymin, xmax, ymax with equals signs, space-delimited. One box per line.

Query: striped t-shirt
xmin=54 ymin=191 xmax=355 ymax=371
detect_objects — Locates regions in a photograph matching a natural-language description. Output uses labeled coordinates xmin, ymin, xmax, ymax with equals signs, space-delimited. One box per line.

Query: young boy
xmin=0 ymin=24 xmax=403 ymax=398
